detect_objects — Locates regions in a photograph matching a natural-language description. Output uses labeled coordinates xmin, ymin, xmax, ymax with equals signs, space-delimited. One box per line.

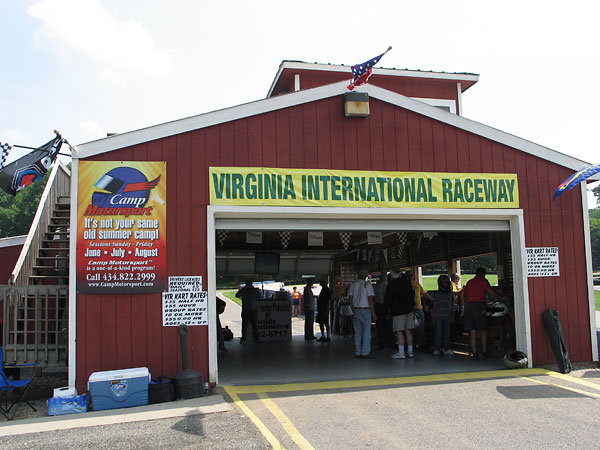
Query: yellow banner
xmin=209 ymin=167 xmax=519 ymax=209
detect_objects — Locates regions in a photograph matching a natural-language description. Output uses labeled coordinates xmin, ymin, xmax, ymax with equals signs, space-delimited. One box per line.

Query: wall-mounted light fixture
xmin=344 ymin=92 xmax=370 ymax=118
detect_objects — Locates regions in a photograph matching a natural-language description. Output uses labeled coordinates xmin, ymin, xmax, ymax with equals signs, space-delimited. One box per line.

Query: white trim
xmin=509 ymin=211 xmax=532 ymax=366
xmin=582 ymin=184 xmax=598 ymax=361
xmin=0 ymin=235 xmax=26 ymax=248
xmin=411 ymin=97 xmax=456 ymax=114
xmin=294 ymin=74 xmax=300 ymax=92
xmin=68 ymin=159 xmax=79 ymax=387
xmin=457 ymin=82 xmax=463 ymax=116
xmin=207 ymin=205 xmax=532 ymax=369
xmin=207 ymin=208 xmax=218 ymax=384
xmin=266 ymin=61 xmax=479 ymax=97
xmin=75 ymin=81 xmax=597 ymax=175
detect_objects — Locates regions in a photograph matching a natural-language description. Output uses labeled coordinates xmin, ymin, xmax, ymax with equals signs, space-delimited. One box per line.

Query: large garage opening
xmin=208 ymin=206 xmax=530 ymax=385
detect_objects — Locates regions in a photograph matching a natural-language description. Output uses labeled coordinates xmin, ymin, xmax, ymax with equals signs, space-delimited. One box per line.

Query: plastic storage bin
xmin=88 ymin=367 xmax=150 ymax=411
xmin=48 ymin=394 xmax=88 ymax=416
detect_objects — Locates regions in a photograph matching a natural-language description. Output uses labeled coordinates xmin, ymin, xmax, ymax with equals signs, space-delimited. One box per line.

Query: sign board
xmin=162 ymin=291 xmax=208 ymax=326
xmin=168 ymin=276 xmax=203 ymax=292
xmin=526 ymin=247 xmax=559 ymax=277
xmin=76 ymin=161 xmax=167 ymax=293
xmin=257 ymin=301 xmax=291 ymax=341
xmin=210 ymin=167 xmax=520 ymax=209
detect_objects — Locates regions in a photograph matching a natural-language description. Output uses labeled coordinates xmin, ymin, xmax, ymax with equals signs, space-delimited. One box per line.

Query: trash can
xmin=542 ymin=308 xmax=572 ymax=373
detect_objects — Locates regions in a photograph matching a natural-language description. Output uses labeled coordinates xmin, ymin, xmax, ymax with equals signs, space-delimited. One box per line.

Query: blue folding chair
xmin=0 ymin=346 xmax=38 ymax=420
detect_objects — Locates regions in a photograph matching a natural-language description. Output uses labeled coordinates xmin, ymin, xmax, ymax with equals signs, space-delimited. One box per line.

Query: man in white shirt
xmin=348 ymin=270 xmax=377 ymax=358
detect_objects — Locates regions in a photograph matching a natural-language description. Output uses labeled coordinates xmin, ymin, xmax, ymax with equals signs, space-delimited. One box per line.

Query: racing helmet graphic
xmin=92 ymin=167 xmax=159 ymax=208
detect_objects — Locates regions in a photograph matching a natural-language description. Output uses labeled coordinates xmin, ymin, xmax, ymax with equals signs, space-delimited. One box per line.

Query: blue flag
xmin=553 ymin=162 xmax=600 ymax=203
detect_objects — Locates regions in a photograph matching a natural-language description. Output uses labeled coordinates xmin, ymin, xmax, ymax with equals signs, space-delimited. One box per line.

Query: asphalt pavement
xmin=3 ymin=368 xmax=600 ymax=449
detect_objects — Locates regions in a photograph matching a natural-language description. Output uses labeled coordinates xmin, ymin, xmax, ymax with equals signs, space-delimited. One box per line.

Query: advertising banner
xmin=210 ymin=167 xmax=519 ymax=209
xmin=77 ymin=161 xmax=167 ymax=293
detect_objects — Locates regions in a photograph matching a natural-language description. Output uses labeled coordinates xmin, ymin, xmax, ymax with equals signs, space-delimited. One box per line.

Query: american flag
xmin=347 ymin=46 xmax=392 ymax=91
xmin=0 ymin=142 xmax=11 ymax=170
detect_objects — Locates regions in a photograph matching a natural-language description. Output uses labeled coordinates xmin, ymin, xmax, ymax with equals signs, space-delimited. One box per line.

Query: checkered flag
xmin=339 ymin=231 xmax=352 ymax=250
xmin=397 ymin=232 xmax=407 ymax=246
xmin=217 ymin=230 xmax=228 ymax=246
xmin=279 ymin=231 xmax=291 ymax=249
xmin=0 ymin=142 xmax=11 ymax=170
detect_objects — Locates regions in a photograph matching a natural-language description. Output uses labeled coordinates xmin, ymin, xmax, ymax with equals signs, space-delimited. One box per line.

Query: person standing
xmin=385 ymin=270 xmax=415 ymax=359
xmin=406 ymin=272 xmax=434 ymax=349
xmin=236 ymin=280 xmax=261 ymax=344
xmin=373 ymin=273 xmax=389 ymax=349
xmin=291 ymin=287 xmax=301 ymax=316
xmin=463 ymin=267 xmax=504 ymax=359
xmin=432 ymin=275 xmax=455 ymax=355
xmin=316 ymin=279 xmax=332 ymax=342
xmin=451 ymin=273 xmax=464 ymax=316
xmin=348 ymin=270 xmax=376 ymax=358
xmin=303 ymin=279 xmax=317 ymax=340
xmin=216 ymin=297 xmax=227 ymax=352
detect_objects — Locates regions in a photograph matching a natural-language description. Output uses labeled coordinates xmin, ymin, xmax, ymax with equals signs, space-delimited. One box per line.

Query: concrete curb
xmin=0 ymin=395 xmax=232 ymax=437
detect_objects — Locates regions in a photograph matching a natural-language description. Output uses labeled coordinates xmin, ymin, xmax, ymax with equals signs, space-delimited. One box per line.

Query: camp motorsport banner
xmin=210 ymin=167 xmax=519 ymax=209
xmin=77 ymin=161 xmax=167 ymax=293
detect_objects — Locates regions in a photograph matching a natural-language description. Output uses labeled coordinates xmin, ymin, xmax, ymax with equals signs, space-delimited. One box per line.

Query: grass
xmin=221 ymin=289 xmax=242 ymax=307
xmin=595 ymin=290 xmax=600 ymax=310
xmin=421 ymin=274 xmax=498 ymax=291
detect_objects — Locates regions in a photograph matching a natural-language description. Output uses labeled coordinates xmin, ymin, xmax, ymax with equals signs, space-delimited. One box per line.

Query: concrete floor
xmin=216 ymin=295 xmax=504 ymax=386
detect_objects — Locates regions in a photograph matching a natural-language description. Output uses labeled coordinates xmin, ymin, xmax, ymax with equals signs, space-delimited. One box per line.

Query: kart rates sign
xmin=76 ymin=161 xmax=167 ymax=293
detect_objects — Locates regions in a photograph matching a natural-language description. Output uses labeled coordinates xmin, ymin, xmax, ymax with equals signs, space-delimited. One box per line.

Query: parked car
xmin=594 ymin=275 xmax=600 ymax=286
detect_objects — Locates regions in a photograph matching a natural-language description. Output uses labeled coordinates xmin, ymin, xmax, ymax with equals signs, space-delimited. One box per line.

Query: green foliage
xmin=0 ymin=172 xmax=49 ymax=238
xmin=593 ymin=184 xmax=600 ymax=207
xmin=591 ymin=214 xmax=600 ymax=271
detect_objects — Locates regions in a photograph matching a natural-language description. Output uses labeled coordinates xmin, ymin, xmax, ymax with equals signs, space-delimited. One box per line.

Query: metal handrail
xmin=10 ymin=161 xmax=71 ymax=285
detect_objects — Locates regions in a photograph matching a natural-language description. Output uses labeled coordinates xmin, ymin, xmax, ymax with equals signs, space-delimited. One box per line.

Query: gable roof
xmin=266 ymin=60 xmax=480 ymax=98
xmin=75 ymin=81 xmax=597 ymax=178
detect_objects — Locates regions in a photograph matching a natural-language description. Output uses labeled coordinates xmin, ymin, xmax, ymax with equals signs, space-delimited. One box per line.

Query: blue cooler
xmin=88 ymin=367 xmax=150 ymax=411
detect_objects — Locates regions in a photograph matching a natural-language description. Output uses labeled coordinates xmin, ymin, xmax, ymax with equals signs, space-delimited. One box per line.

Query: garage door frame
xmin=207 ymin=206 xmax=531 ymax=383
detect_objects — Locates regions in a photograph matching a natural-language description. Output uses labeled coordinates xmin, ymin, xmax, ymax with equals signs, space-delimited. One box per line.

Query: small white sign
xmin=168 ymin=276 xmax=203 ymax=292
xmin=367 ymin=232 xmax=382 ymax=245
xmin=526 ymin=247 xmax=559 ymax=277
xmin=257 ymin=301 xmax=292 ymax=341
xmin=246 ymin=231 xmax=262 ymax=244
xmin=308 ymin=231 xmax=323 ymax=246
xmin=162 ymin=291 xmax=208 ymax=326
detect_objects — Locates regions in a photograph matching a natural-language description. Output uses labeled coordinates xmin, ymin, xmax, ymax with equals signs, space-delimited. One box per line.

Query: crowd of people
xmin=226 ymin=268 xmax=504 ymax=360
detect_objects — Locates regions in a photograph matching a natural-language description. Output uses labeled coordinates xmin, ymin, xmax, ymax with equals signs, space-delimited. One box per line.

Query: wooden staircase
xmin=2 ymin=161 xmax=71 ymax=367
xmin=29 ymin=195 xmax=70 ymax=285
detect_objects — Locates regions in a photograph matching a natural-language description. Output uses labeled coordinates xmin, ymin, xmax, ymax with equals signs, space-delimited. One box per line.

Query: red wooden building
xmin=70 ymin=61 xmax=598 ymax=390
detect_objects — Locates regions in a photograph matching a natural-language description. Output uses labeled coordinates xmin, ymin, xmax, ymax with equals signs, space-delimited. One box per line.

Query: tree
xmin=591 ymin=213 xmax=600 ymax=271
xmin=594 ymin=184 xmax=600 ymax=208
xmin=0 ymin=173 xmax=49 ymax=238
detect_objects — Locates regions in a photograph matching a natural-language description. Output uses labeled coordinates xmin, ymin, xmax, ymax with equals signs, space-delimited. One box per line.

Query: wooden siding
xmin=0 ymin=244 xmax=23 ymax=284
xmin=76 ymin=96 xmax=591 ymax=388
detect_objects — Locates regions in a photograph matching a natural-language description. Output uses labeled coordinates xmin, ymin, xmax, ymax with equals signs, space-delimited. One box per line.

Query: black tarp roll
xmin=542 ymin=308 xmax=572 ymax=373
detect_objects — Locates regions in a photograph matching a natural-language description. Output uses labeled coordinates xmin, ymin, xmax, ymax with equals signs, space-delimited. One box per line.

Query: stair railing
xmin=10 ymin=160 xmax=71 ymax=286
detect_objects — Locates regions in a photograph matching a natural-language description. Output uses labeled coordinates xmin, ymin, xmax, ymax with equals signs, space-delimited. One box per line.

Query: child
xmin=433 ymin=274 xmax=455 ymax=355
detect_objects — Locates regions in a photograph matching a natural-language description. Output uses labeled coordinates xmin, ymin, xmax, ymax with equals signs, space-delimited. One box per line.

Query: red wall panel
xmin=76 ymin=96 xmax=594 ymax=387
xmin=0 ymin=244 xmax=23 ymax=284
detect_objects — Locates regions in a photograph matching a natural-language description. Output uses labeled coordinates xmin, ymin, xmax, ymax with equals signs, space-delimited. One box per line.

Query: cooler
xmin=88 ymin=367 xmax=150 ymax=411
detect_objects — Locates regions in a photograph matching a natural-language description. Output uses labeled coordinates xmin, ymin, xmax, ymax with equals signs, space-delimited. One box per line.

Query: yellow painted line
xmin=258 ymin=392 xmax=315 ymax=450
xmin=223 ymin=386 xmax=285 ymax=450
xmin=545 ymin=372 xmax=600 ymax=392
xmin=520 ymin=375 xmax=600 ymax=398
xmin=224 ymin=368 xmax=550 ymax=395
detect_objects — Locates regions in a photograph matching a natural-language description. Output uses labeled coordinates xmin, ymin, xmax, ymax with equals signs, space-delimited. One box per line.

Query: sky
xmin=1 ymin=0 xmax=599 ymax=204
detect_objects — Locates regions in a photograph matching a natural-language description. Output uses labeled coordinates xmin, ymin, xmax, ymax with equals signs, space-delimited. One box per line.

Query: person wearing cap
xmin=463 ymin=267 xmax=504 ymax=359
xmin=348 ymin=269 xmax=377 ymax=358
xmin=303 ymin=279 xmax=317 ymax=340
xmin=236 ymin=279 xmax=261 ymax=344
